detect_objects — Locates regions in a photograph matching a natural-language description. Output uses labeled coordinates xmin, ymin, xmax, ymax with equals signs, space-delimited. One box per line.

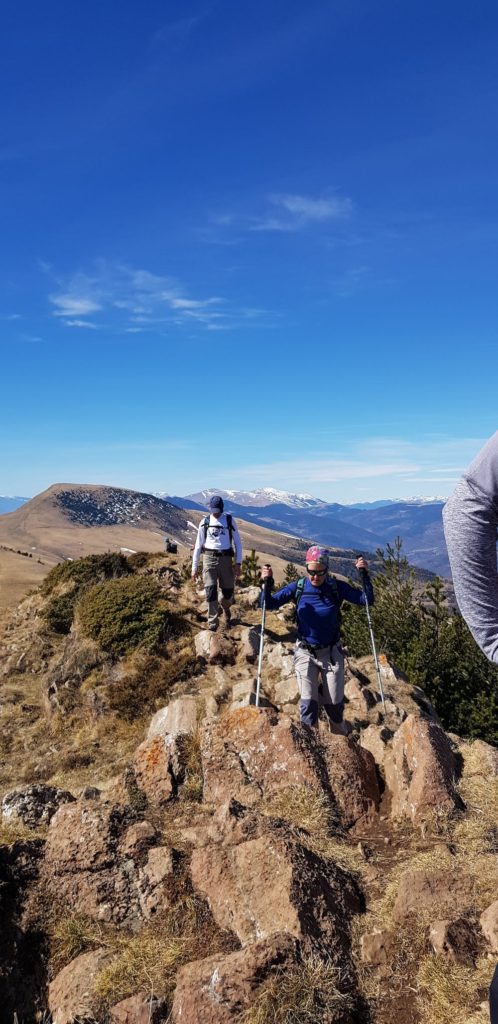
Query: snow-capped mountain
xmin=0 ymin=496 xmax=29 ymax=515
xmin=186 ymin=488 xmax=328 ymax=510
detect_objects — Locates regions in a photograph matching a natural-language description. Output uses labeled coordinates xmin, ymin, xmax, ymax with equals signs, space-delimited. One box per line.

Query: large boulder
xmin=209 ymin=632 xmax=236 ymax=666
xmin=201 ymin=708 xmax=379 ymax=827
xmin=201 ymin=708 xmax=322 ymax=808
xmin=240 ymin=626 xmax=260 ymax=664
xmin=359 ymin=725 xmax=393 ymax=768
xmin=170 ymin=934 xmax=299 ymax=1024
xmin=1 ymin=784 xmax=75 ymax=829
xmin=429 ymin=917 xmax=479 ymax=965
xmin=320 ymin=733 xmax=380 ymax=829
xmin=48 ymin=948 xmax=113 ymax=1024
xmin=191 ymin=827 xmax=361 ymax=957
xmin=236 ymin=586 xmax=261 ymax=610
xmin=41 ymin=801 xmax=174 ymax=926
xmin=146 ymin=697 xmax=198 ymax=780
xmin=393 ymin=866 xmax=470 ymax=922
xmin=132 ymin=737 xmax=175 ymax=806
xmin=384 ymin=714 xmax=461 ymax=822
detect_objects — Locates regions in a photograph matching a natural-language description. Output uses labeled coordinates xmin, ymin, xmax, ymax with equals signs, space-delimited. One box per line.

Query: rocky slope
xmin=0 ymin=552 xmax=496 ymax=1024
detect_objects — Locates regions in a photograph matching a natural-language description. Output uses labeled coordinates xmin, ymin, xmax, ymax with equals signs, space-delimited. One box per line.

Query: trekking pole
xmin=358 ymin=567 xmax=386 ymax=713
xmin=255 ymin=567 xmax=271 ymax=707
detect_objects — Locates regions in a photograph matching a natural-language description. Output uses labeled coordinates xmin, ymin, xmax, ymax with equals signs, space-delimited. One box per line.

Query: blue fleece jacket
xmin=262 ymin=574 xmax=374 ymax=648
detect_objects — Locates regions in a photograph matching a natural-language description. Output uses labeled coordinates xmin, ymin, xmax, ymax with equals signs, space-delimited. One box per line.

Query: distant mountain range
xmin=1 ymin=487 xmax=450 ymax=576
xmin=165 ymin=488 xmax=449 ymax=576
xmin=0 ymin=496 xmax=29 ymax=514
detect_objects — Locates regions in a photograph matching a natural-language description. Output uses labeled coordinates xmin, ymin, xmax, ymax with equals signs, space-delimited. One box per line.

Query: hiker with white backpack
xmin=191 ymin=495 xmax=243 ymax=631
xmin=261 ymin=545 xmax=374 ymax=733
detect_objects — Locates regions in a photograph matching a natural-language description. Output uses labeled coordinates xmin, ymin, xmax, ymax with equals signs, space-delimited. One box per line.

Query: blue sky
xmin=1 ymin=0 xmax=497 ymax=501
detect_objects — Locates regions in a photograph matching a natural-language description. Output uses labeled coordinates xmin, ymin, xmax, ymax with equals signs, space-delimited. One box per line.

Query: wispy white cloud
xmin=220 ymin=436 xmax=486 ymax=499
xmin=212 ymin=190 xmax=354 ymax=235
xmin=50 ymin=295 xmax=102 ymax=317
xmin=44 ymin=261 xmax=268 ymax=334
xmin=63 ymin=319 xmax=100 ymax=329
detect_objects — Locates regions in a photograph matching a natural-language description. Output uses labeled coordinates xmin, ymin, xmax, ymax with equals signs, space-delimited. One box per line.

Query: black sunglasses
xmin=307 ymin=567 xmax=326 ymax=577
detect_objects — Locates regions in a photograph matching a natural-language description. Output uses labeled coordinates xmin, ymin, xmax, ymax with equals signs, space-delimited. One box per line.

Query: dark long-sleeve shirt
xmin=443 ymin=431 xmax=498 ymax=663
xmin=262 ymin=574 xmax=373 ymax=648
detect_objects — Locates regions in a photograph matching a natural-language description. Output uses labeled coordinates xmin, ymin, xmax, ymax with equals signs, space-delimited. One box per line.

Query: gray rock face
xmin=2 ymin=784 xmax=75 ymax=828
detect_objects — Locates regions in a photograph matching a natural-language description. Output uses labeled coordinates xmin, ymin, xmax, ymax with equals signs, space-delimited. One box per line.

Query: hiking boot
xmin=222 ymin=606 xmax=232 ymax=627
xmin=208 ymin=622 xmax=218 ymax=632
xmin=328 ymin=719 xmax=352 ymax=737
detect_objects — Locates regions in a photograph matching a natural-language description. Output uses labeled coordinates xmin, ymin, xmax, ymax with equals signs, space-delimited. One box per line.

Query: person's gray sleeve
xmin=443 ymin=431 xmax=498 ymax=663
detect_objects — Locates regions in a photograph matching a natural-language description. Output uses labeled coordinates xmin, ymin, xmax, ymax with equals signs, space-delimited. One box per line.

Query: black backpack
xmin=201 ymin=513 xmax=235 ymax=550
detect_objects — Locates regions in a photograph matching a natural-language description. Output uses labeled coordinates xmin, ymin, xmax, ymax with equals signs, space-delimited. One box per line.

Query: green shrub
xmin=40 ymin=554 xmax=132 ymax=636
xmin=41 ymin=553 xmax=131 ymax=597
xmin=41 ymin=591 xmax=79 ymax=634
xmin=77 ymin=576 xmax=178 ymax=658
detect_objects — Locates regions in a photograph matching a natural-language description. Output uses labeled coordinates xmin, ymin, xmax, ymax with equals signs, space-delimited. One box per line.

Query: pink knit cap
xmin=305 ymin=545 xmax=329 ymax=567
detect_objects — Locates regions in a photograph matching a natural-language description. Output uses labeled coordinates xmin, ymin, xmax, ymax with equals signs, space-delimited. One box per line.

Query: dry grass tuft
xmin=94 ymin=930 xmax=187 ymax=1005
xmin=0 ymin=821 xmax=45 ymax=845
xmin=239 ymin=954 xmax=354 ymax=1024
xmin=50 ymin=913 xmax=111 ymax=976
xmin=179 ymin=730 xmax=204 ymax=803
xmin=261 ymin=785 xmax=365 ymax=874
xmin=417 ymin=953 xmax=492 ymax=1024
xmin=94 ymin=874 xmax=238 ymax=1008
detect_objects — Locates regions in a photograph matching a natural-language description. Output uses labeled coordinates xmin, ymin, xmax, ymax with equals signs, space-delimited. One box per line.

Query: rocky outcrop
xmin=48 ymin=948 xmax=113 ymax=1024
xmin=0 ymin=839 xmax=46 ymax=1023
xmin=191 ymin=826 xmax=361 ymax=957
xmin=41 ymin=801 xmax=174 ymax=926
xmin=132 ymin=737 xmax=175 ymax=806
xmin=384 ymin=714 xmax=461 ymax=822
xmin=195 ymin=629 xmax=236 ymax=665
xmin=393 ymin=866 xmax=470 ymax=922
xmin=170 ymin=933 xmax=299 ymax=1024
xmin=109 ymin=992 xmax=169 ymax=1023
xmin=429 ymin=917 xmax=479 ymax=965
xmin=201 ymin=707 xmax=379 ymax=826
xmin=2 ymin=784 xmax=75 ymax=828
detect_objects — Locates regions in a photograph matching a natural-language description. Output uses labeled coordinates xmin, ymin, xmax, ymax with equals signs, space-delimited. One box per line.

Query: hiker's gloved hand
xmin=261 ymin=565 xmax=274 ymax=597
xmin=355 ymin=557 xmax=369 ymax=574
xmin=234 ymin=564 xmax=241 ymax=580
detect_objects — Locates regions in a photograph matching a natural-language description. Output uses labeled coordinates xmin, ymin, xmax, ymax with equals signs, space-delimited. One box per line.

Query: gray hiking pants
xmin=293 ymin=641 xmax=345 ymax=727
xmin=203 ymin=550 xmax=235 ymax=628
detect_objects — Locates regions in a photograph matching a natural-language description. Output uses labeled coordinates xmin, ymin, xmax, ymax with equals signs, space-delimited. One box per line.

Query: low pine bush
xmin=77 ymin=576 xmax=181 ymax=658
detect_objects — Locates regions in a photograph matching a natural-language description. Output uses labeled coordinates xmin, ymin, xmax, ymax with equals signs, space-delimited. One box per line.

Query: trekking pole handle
xmin=358 ymin=566 xmax=368 ymax=586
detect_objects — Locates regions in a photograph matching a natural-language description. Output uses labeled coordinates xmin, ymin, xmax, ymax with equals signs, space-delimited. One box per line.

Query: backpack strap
xmin=201 ymin=514 xmax=235 ymax=553
xmin=226 ymin=513 xmax=234 ymax=546
xmin=294 ymin=577 xmax=306 ymax=613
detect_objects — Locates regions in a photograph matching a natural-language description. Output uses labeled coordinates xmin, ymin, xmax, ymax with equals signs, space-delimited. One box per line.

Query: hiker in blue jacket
xmin=261 ymin=545 xmax=373 ymax=734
